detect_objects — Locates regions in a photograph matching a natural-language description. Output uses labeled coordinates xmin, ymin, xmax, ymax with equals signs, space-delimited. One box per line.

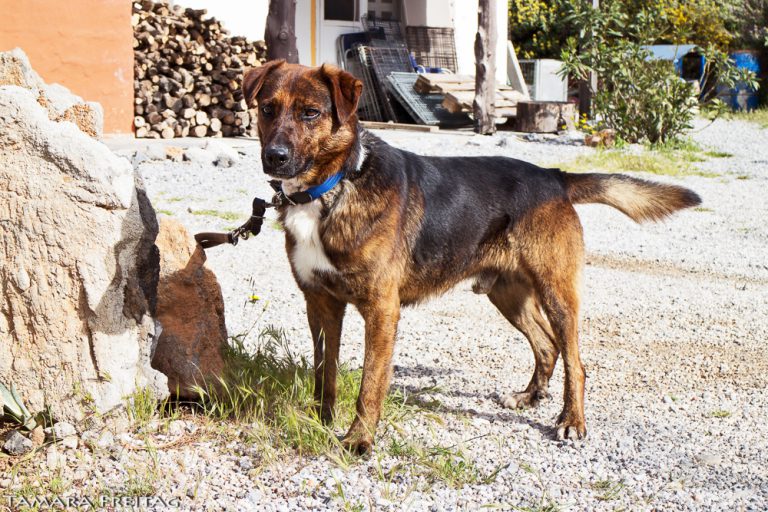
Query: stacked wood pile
xmin=132 ymin=0 xmax=267 ymax=138
xmin=414 ymin=74 xmax=526 ymax=118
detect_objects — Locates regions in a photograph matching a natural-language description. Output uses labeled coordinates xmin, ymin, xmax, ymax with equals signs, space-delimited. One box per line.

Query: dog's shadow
xmin=392 ymin=366 xmax=555 ymax=439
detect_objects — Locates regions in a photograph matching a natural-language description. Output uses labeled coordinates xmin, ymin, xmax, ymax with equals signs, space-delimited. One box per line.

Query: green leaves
xmin=558 ymin=2 xmax=757 ymax=144
xmin=0 ymin=381 xmax=38 ymax=431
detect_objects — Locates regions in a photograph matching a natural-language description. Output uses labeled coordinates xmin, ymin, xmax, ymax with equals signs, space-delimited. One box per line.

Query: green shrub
xmin=560 ymin=2 xmax=758 ymax=143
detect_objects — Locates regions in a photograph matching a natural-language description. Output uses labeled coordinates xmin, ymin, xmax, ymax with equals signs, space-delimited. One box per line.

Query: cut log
xmin=515 ymin=101 xmax=577 ymax=133
xmin=132 ymin=1 xmax=267 ymax=138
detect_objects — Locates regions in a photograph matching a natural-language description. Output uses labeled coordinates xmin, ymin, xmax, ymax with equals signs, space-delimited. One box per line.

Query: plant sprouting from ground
xmin=1 ymin=381 xmax=38 ymax=430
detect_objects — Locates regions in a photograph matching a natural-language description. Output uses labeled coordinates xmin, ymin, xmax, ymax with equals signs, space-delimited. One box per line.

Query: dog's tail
xmin=563 ymin=173 xmax=701 ymax=223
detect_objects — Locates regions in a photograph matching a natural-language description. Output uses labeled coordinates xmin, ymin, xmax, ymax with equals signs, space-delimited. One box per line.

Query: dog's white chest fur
xmin=283 ymin=201 xmax=336 ymax=284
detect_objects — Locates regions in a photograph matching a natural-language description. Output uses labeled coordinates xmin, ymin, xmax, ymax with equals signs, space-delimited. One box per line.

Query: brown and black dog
xmin=242 ymin=60 xmax=700 ymax=454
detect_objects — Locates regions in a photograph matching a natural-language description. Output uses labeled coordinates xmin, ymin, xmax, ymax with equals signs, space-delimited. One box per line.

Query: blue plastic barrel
xmin=718 ymin=51 xmax=761 ymax=111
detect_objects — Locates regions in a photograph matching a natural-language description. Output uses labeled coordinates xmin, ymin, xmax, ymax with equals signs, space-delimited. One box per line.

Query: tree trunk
xmin=473 ymin=0 xmax=497 ymax=135
xmin=578 ymin=0 xmax=599 ymax=118
xmin=265 ymin=0 xmax=299 ymax=63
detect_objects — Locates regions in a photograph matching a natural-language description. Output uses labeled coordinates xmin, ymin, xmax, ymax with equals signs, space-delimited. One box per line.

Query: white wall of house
xmin=172 ymin=0 xmax=269 ymax=42
xmin=452 ymin=0 xmax=508 ymax=84
xmin=172 ymin=0 xmax=508 ymax=84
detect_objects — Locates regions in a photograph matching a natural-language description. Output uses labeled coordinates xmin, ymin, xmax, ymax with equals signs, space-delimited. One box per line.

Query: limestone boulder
xmin=0 ymin=84 xmax=167 ymax=423
xmin=152 ymin=218 xmax=227 ymax=399
xmin=0 ymin=48 xmax=102 ymax=138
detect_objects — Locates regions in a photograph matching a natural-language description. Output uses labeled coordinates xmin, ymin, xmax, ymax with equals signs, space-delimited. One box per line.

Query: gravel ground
xmin=4 ymin=119 xmax=764 ymax=511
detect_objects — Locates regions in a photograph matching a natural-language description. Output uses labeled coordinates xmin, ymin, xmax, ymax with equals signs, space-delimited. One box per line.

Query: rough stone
xmin=165 ymin=145 xmax=185 ymax=162
xmin=0 ymin=82 xmax=168 ymax=424
xmin=205 ymin=140 xmax=239 ymax=168
xmin=44 ymin=422 xmax=77 ymax=441
xmin=0 ymin=48 xmax=103 ymax=138
xmin=585 ymin=128 xmax=617 ymax=148
xmin=151 ymin=218 xmax=226 ymax=399
xmin=184 ymin=146 xmax=214 ymax=165
xmin=3 ymin=431 xmax=33 ymax=456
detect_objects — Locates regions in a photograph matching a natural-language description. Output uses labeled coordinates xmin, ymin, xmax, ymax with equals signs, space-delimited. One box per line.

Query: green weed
xmin=126 ymin=387 xmax=158 ymax=427
xmin=559 ymin=145 xmax=719 ymax=178
xmin=156 ymin=209 xmax=173 ymax=216
xmin=710 ymin=409 xmax=731 ymax=418
xmin=591 ymin=479 xmax=626 ymax=501
xmin=189 ymin=209 xmax=242 ymax=222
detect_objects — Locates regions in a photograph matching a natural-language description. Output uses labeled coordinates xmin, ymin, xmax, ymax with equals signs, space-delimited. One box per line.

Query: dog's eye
xmin=303 ymin=108 xmax=320 ymax=120
xmin=261 ymin=104 xmax=274 ymax=117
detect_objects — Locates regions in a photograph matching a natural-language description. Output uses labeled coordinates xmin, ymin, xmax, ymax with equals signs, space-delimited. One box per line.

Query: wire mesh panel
xmin=348 ymin=47 xmax=384 ymax=122
xmin=386 ymin=72 xmax=471 ymax=126
xmin=405 ymin=27 xmax=459 ymax=72
xmin=361 ymin=13 xmax=405 ymax=44
xmin=364 ymin=46 xmax=414 ymax=122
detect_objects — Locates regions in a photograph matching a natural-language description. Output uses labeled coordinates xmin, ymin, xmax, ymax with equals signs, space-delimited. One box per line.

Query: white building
xmin=176 ymin=0 xmax=508 ymax=83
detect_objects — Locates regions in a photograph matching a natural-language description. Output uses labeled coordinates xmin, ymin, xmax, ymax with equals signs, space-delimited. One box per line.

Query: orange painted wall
xmin=0 ymin=0 xmax=133 ymax=133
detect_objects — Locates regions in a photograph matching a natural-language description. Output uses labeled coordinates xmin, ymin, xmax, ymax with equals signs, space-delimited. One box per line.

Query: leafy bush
xmin=508 ymin=0 xmax=573 ymax=59
xmin=508 ymin=0 xmax=741 ymax=60
xmin=560 ymin=2 xmax=758 ymax=144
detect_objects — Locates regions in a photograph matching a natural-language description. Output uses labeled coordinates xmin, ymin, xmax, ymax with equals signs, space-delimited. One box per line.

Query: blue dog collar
xmin=269 ymin=171 xmax=345 ymax=206
xmin=305 ymin=171 xmax=344 ymax=200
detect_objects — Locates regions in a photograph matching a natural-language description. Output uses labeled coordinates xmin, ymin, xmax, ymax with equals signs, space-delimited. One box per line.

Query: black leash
xmin=193 ymin=180 xmax=322 ymax=249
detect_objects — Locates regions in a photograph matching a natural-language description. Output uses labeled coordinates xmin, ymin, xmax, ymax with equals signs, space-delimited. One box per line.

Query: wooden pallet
xmin=413 ymin=73 xmax=525 ymax=117
xmin=442 ymin=89 xmax=527 ymax=116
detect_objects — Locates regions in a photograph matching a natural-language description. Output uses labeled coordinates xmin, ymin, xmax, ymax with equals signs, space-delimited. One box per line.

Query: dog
xmin=242 ymin=60 xmax=701 ymax=454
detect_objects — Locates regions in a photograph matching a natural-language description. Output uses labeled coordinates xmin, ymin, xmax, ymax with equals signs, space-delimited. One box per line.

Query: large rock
xmin=0 ymin=48 xmax=102 ymax=138
xmin=151 ymin=218 xmax=227 ymax=398
xmin=152 ymin=218 xmax=227 ymax=399
xmin=0 ymin=84 xmax=167 ymax=423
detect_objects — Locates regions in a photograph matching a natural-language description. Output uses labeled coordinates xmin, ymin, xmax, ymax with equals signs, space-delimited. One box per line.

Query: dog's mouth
xmin=263 ymin=157 xmax=314 ymax=181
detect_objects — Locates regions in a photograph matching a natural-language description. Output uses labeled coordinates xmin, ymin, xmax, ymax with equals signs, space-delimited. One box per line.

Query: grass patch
xmin=728 ymin=108 xmax=768 ymax=129
xmin=165 ymin=197 xmax=186 ymax=203
xmin=192 ymin=327 xmax=425 ymax=465
xmin=704 ymin=151 xmax=733 ymax=159
xmin=156 ymin=209 xmax=173 ymax=216
xmin=190 ymin=327 xmax=494 ymax=490
xmin=693 ymin=207 xmax=713 ymax=213
xmin=559 ymin=144 xmax=719 ymax=178
xmin=189 ymin=209 xmax=242 ymax=222
xmin=126 ymin=386 xmax=159 ymax=428
xmin=736 ymin=175 xmax=750 ymax=180
xmin=710 ymin=409 xmax=731 ymax=418
xmin=123 ymin=469 xmax=157 ymax=496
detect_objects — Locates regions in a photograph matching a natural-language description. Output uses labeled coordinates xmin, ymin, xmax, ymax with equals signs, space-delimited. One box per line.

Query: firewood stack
xmin=132 ymin=0 xmax=267 ymax=138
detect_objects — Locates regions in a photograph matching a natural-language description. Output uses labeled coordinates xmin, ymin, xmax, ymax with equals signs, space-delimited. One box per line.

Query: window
xmin=325 ymin=0 xmax=358 ymax=21
xmin=368 ymin=0 xmax=400 ymax=21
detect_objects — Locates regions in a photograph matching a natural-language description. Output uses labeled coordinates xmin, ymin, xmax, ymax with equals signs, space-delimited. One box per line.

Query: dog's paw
xmin=499 ymin=390 xmax=550 ymax=409
xmin=555 ymin=416 xmax=587 ymax=441
xmin=341 ymin=435 xmax=373 ymax=456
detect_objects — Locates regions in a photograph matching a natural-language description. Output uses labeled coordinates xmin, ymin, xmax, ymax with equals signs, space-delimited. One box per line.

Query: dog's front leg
xmin=343 ymin=289 xmax=400 ymax=455
xmin=306 ymin=290 xmax=346 ymax=425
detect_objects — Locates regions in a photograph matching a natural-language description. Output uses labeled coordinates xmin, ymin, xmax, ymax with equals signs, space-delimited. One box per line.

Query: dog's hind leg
xmin=522 ymin=201 xmax=587 ymax=440
xmin=489 ymin=273 xmax=559 ymax=409
xmin=306 ymin=290 xmax=347 ymax=425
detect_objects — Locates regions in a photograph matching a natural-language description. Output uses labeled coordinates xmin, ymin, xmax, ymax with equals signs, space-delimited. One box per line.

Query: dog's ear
xmin=242 ymin=60 xmax=285 ymax=106
xmin=321 ymin=63 xmax=363 ymax=124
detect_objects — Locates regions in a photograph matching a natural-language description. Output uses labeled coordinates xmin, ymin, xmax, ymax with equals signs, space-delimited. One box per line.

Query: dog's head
xmin=243 ymin=60 xmax=363 ymax=186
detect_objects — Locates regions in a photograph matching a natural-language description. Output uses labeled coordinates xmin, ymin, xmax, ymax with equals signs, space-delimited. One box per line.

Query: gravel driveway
xmin=131 ymin=118 xmax=767 ymax=511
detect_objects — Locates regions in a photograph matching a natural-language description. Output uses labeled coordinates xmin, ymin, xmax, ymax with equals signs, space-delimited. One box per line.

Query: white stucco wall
xmin=453 ymin=0 xmax=508 ymax=84
xmin=171 ymin=0 xmax=269 ymax=42
xmin=171 ymin=0 xmax=508 ymax=83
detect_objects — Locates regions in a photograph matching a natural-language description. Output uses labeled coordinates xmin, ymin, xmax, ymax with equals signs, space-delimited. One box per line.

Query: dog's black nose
xmin=265 ymin=145 xmax=291 ymax=170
